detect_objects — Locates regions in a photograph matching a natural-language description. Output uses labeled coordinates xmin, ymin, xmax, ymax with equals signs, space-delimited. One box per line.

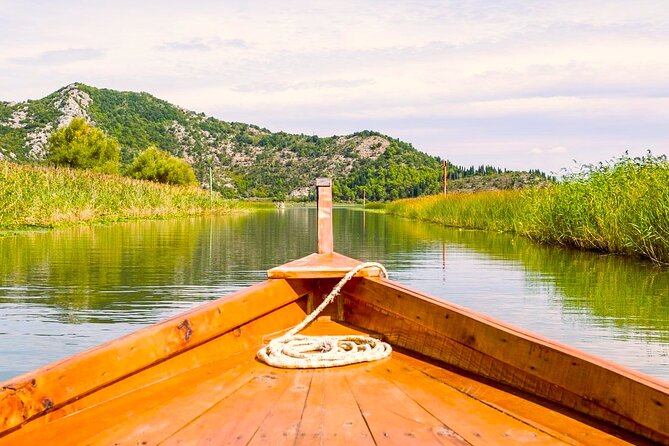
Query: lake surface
xmin=1 ymin=208 xmax=668 ymax=382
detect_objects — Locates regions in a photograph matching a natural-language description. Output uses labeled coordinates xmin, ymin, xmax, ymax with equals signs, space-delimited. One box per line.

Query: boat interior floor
xmin=0 ymin=318 xmax=652 ymax=446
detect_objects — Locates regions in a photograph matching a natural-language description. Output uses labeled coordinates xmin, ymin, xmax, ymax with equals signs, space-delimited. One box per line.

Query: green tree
xmin=127 ymin=146 xmax=198 ymax=186
xmin=47 ymin=117 xmax=120 ymax=174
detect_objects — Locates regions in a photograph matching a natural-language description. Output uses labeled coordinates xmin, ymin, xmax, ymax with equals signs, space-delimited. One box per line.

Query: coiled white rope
xmin=257 ymin=262 xmax=392 ymax=368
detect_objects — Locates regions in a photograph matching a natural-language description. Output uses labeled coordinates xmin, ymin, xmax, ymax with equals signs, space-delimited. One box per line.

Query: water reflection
xmin=0 ymin=212 xmax=315 ymax=317
xmin=427 ymin=227 xmax=669 ymax=340
xmin=0 ymin=208 xmax=667 ymax=381
xmin=337 ymin=210 xmax=669 ymax=379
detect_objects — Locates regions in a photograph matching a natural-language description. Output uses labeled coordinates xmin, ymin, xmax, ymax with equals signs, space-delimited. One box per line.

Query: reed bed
xmin=387 ymin=190 xmax=525 ymax=232
xmin=387 ymin=154 xmax=669 ymax=264
xmin=0 ymin=161 xmax=238 ymax=229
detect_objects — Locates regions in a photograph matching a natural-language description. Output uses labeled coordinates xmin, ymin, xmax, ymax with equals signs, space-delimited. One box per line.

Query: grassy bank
xmin=386 ymin=190 xmax=523 ymax=232
xmin=387 ymin=155 xmax=669 ymax=264
xmin=0 ymin=161 xmax=239 ymax=229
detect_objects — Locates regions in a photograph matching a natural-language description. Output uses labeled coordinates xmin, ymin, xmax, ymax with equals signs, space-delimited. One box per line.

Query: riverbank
xmin=386 ymin=155 xmax=669 ymax=264
xmin=0 ymin=161 xmax=239 ymax=230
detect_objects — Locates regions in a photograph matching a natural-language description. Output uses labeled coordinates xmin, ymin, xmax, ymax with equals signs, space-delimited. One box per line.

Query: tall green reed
xmin=387 ymin=153 xmax=669 ymax=264
xmin=0 ymin=161 xmax=238 ymax=229
xmin=522 ymin=153 xmax=669 ymax=263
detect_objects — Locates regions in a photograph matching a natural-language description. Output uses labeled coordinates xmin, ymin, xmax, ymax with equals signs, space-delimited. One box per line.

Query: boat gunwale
xmin=0 ymin=278 xmax=315 ymax=436
xmin=364 ymin=276 xmax=669 ymax=391
xmin=342 ymin=275 xmax=669 ymax=444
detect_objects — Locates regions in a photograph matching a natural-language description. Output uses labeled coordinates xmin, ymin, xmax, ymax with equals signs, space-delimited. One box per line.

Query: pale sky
xmin=1 ymin=0 xmax=668 ymax=174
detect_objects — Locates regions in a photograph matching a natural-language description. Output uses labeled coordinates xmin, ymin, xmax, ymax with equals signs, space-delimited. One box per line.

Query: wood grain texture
xmin=295 ymin=369 xmax=375 ymax=445
xmin=0 ymin=301 xmax=311 ymax=445
xmin=342 ymin=277 xmax=669 ymax=445
xmin=267 ymin=252 xmax=382 ymax=279
xmin=160 ymin=370 xmax=297 ymax=445
xmin=397 ymin=352 xmax=648 ymax=446
xmin=246 ymin=370 xmax=313 ymax=445
xmin=346 ymin=367 xmax=470 ymax=445
xmin=369 ymin=357 xmax=562 ymax=445
xmin=0 ymin=317 xmax=655 ymax=445
xmin=0 ymin=278 xmax=313 ymax=436
xmin=317 ymin=181 xmax=334 ymax=254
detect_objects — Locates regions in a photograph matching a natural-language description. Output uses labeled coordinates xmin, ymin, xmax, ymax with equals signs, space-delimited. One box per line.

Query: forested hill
xmin=0 ymin=83 xmax=546 ymax=200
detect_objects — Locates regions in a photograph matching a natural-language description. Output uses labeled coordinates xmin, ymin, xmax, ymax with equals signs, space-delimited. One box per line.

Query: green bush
xmin=47 ymin=117 xmax=120 ymax=174
xmin=127 ymin=146 xmax=197 ymax=186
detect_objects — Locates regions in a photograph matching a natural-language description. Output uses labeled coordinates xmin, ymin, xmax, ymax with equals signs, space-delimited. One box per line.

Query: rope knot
xmin=319 ymin=340 xmax=333 ymax=353
xmin=257 ymin=262 xmax=392 ymax=369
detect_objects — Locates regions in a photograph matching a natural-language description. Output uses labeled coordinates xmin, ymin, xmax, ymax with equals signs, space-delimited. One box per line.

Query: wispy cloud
xmin=158 ymin=37 xmax=250 ymax=52
xmin=531 ymin=146 xmax=568 ymax=155
xmin=232 ymin=78 xmax=374 ymax=94
xmin=159 ymin=40 xmax=212 ymax=52
xmin=10 ymin=48 xmax=105 ymax=66
xmin=221 ymin=39 xmax=249 ymax=49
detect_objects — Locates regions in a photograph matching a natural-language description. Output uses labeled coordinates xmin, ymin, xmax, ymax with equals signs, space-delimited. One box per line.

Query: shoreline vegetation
xmin=386 ymin=154 xmax=669 ymax=265
xmin=4 ymin=152 xmax=668 ymax=266
xmin=0 ymin=161 xmax=239 ymax=230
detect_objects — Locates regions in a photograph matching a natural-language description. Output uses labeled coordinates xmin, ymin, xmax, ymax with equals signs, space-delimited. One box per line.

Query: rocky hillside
xmin=0 ymin=84 xmax=547 ymax=200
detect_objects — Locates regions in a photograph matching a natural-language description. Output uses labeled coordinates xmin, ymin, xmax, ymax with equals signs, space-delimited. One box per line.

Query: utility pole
xmin=442 ymin=160 xmax=448 ymax=195
xmin=362 ymin=188 xmax=366 ymax=209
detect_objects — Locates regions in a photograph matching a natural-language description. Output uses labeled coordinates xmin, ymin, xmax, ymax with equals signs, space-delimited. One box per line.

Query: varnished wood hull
xmin=1 ymin=257 xmax=668 ymax=445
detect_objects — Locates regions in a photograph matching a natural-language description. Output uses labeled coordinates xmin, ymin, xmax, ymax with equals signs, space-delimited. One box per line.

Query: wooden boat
xmin=1 ymin=179 xmax=668 ymax=445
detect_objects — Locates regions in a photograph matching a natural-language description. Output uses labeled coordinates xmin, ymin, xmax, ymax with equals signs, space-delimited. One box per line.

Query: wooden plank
xmin=0 ymin=301 xmax=312 ymax=445
xmin=342 ymin=278 xmax=669 ymax=444
xmin=267 ymin=252 xmax=382 ymax=279
xmin=0 ymin=358 xmax=257 ymax=446
xmin=346 ymin=365 xmax=470 ymax=445
xmin=0 ymin=278 xmax=313 ymax=435
xmin=296 ymin=318 xmax=649 ymax=445
xmin=160 ymin=372 xmax=290 ymax=445
xmin=160 ymin=367 xmax=298 ymax=445
xmin=371 ymin=356 xmax=571 ymax=445
xmin=246 ymin=370 xmax=314 ymax=445
xmin=397 ymin=353 xmax=655 ymax=446
xmin=44 ymin=301 xmax=307 ymax=424
xmin=295 ymin=369 xmax=375 ymax=445
xmin=88 ymin=360 xmax=258 ymax=445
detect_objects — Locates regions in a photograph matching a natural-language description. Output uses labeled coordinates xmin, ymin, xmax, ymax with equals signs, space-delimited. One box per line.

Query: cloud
xmin=10 ymin=48 xmax=105 ymax=66
xmin=232 ymin=78 xmax=374 ymax=94
xmin=158 ymin=37 xmax=250 ymax=52
xmin=159 ymin=40 xmax=212 ymax=52
xmin=530 ymin=146 xmax=568 ymax=155
xmin=221 ymin=39 xmax=249 ymax=49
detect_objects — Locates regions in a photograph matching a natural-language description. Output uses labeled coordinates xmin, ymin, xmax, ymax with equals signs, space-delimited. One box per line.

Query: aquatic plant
xmin=522 ymin=153 xmax=669 ymax=263
xmin=0 ymin=161 xmax=238 ymax=229
xmin=387 ymin=153 xmax=669 ymax=264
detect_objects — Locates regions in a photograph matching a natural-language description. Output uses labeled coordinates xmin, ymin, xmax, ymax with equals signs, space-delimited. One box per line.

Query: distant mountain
xmin=0 ymin=84 xmax=546 ymax=200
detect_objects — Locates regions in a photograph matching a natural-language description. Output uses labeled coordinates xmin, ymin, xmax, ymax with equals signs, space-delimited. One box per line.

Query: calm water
xmin=1 ymin=208 xmax=668 ymax=382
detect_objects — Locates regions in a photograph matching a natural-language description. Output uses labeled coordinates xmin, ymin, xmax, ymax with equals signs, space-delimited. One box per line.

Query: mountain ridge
xmin=0 ymin=83 xmax=545 ymax=200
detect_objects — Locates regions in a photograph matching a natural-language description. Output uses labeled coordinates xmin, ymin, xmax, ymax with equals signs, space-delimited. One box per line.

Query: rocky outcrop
xmin=0 ymin=83 xmax=97 ymax=160
xmin=7 ymin=108 xmax=28 ymax=129
xmin=55 ymin=84 xmax=94 ymax=129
